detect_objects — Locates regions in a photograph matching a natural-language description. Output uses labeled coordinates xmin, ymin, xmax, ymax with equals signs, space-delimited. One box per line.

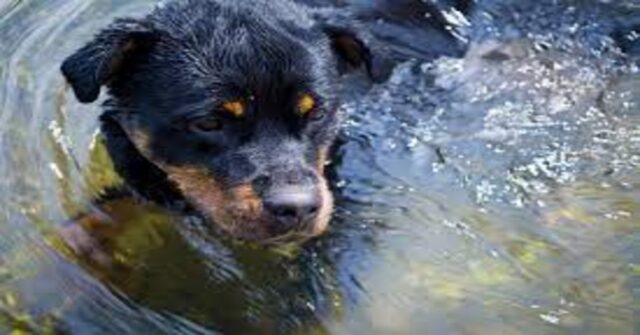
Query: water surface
xmin=0 ymin=0 xmax=639 ymax=334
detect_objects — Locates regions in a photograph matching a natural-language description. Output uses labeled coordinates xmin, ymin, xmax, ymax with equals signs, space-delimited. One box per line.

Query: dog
xmin=61 ymin=0 xmax=375 ymax=243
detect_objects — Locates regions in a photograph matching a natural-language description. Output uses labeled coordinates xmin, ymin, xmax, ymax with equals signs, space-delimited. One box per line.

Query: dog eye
xmin=189 ymin=117 xmax=223 ymax=132
xmin=297 ymin=94 xmax=316 ymax=116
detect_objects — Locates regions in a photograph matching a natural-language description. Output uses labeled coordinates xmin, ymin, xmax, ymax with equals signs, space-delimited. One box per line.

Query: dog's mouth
xmin=162 ymin=166 xmax=334 ymax=243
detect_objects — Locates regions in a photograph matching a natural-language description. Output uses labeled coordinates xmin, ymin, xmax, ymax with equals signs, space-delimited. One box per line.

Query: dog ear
xmin=323 ymin=26 xmax=391 ymax=82
xmin=323 ymin=26 xmax=371 ymax=72
xmin=61 ymin=19 xmax=158 ymax=103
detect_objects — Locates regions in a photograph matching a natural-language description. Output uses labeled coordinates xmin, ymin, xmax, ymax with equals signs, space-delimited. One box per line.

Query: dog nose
xmin=264 ymin=187 xmax=320 ymax=234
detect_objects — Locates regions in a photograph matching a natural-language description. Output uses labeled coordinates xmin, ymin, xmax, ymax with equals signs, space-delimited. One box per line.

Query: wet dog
xmin=61 ymin=0 xmax=374 ymax=243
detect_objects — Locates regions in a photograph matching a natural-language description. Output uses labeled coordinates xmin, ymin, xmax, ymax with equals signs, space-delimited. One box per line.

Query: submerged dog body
xmin=62 ymin=0 xmax=372 ymax=242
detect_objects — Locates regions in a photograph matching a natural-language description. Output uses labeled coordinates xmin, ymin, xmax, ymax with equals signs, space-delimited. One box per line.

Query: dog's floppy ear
xmin=61 ymin=18 xmax=158 ymax=103
xmin=324 ymin=26 xmax=371 ymax=73
xmin=323 ymin=26 xmax=390 ymax=82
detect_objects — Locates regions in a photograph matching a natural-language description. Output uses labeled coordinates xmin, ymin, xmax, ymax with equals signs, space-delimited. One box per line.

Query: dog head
xmin=61 ymin=0 xmax=372 ymax=242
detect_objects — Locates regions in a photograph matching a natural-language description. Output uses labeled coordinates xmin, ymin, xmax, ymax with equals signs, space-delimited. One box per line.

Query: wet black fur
xmin=61 ymin=0 xmax=373 ymax=222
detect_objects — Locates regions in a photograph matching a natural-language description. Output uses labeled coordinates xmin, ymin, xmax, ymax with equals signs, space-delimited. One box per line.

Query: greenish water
xmin=0 ymin=0 xmax=638 ymax=334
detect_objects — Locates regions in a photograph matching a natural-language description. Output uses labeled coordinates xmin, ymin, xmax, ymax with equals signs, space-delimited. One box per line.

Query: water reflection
xmin=0 ymin=0 xmax=639 ymax=334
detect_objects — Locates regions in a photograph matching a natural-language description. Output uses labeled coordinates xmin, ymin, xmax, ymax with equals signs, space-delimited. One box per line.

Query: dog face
xmin=61 ymin=0 xmax=372 ymax=242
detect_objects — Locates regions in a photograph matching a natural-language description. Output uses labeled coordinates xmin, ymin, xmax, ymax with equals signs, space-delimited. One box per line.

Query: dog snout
xmin=263 ymin=186 xmax=321 ymax=235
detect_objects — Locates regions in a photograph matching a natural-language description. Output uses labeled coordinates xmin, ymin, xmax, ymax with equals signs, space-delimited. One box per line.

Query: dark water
xmin=0 ymin=0 xmax=639 ymax=334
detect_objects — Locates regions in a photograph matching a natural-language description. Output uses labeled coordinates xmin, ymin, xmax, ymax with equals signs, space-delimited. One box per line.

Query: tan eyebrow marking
xmin=298 ymin=94 xmax=315 ymax=115
xmin=222 ymin=100 xmax=245 ymax=117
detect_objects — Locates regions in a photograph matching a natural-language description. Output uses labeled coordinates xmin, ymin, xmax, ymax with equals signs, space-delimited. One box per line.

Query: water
xmin=0 ymin=0 xmax=639 ymax=334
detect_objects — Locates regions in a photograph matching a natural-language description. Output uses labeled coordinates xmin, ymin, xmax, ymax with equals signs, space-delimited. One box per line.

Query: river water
xmin=0 ymin=0 xmax=639 ymax=334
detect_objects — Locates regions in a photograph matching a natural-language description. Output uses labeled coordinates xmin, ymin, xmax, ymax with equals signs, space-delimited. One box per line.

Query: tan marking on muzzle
xmin=317 ymin=146 xmax=330 ymax=174
xmin=163 ymin=166 xmax=226 ymax=218
xmin=308 ymin=146 xmax=334 ymax=236
xmin=227 ymin=183 xmax=263 ymax=219
xmin=311 ymin=176 xmax=333 ymax=236
xmin=162 ymin=166 xmax=268 ymax=237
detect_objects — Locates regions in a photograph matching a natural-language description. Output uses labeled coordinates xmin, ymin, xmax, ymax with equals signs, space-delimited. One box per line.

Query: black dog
xmin=61 ymin=0 xmax=374 ymax=243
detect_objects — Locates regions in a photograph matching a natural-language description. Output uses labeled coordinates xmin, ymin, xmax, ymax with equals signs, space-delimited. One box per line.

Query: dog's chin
xmin=206 ymin=207 xmax=332 ymax=245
